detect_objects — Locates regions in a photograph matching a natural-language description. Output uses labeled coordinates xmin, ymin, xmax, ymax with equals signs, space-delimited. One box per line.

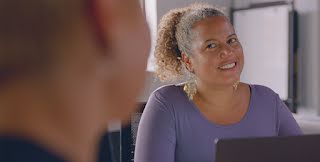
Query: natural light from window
xmin=144 ymin=0 xmax=157 ymax=72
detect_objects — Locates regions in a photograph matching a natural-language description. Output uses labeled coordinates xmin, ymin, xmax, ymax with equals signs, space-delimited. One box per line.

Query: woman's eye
xmin=207 ymin=43 xmax=217 ymax=49
xmin=228 ymin=38 xmax=238 ymax=44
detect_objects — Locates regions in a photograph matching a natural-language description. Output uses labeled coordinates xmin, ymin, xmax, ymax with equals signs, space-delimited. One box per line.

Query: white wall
xmin=145 ymin=0 xmax=157 ymax=72
xmin=232 ymin=0 xmax=320 ymax=114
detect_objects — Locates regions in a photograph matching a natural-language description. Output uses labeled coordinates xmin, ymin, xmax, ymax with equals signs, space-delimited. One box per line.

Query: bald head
xmin=0 ymin=0 xmax=151 ymax=122
xmin=0 ymin=0 xmax=85 ymax=79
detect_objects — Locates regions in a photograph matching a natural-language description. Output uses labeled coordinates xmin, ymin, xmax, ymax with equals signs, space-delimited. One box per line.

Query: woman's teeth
xmin=219 ymin=62 xmax=236 ymax=70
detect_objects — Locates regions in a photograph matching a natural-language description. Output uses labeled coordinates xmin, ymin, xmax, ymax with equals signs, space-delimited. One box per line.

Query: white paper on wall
xmin=234 ymin=5 xmax=290 ymax=100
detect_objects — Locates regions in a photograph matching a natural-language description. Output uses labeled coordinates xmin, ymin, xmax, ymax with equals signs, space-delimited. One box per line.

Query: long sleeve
xmin=276 ymin=96 xmax=303 ymax=136
xmin=134 ymin=91 xmax=176 ymax=162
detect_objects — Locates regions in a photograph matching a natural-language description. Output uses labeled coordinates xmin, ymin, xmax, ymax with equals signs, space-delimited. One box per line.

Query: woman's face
xmin=188 ymin=16 xmax=244 ymax=88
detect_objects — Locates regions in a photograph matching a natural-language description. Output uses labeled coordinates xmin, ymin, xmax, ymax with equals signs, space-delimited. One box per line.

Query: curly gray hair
xmin=155 ymin=3 xmax=227 ymax=81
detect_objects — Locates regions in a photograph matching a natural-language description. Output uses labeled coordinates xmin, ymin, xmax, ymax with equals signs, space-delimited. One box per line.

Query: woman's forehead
xmin=192 ymin=16 xmax=235 ymax=40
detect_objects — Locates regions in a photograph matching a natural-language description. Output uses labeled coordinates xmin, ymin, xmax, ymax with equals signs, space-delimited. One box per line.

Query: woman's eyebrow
xmin=227 ymin=33 xmax=236 ymax=38
xmin=204 ymin=38 xmax=217 ymax=44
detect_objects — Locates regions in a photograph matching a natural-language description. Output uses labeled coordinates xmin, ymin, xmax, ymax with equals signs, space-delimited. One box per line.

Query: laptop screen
xmin=214 ymin=135 xmax=320 ymax=162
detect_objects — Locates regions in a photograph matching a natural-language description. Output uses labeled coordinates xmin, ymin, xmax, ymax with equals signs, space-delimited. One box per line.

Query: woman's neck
xmin=194 ymin=81 xmax=242 ymax=111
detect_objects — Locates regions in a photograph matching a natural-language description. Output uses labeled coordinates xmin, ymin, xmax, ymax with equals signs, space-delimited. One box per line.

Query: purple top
xmin=134 ymin=84 xmax=302 ymax=162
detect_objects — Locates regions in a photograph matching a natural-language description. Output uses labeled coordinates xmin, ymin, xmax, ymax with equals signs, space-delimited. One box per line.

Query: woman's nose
xmin=219 ymin=44 xmax=233 ymax=59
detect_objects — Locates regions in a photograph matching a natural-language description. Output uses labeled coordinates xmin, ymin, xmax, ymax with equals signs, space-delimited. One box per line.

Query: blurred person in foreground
xmin=0 ymin=0 xmax=150 ymax=162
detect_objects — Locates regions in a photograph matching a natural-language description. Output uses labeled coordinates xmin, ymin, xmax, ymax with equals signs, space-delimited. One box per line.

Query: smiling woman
xmin=134 ymin=3 xmax=302 ymax=162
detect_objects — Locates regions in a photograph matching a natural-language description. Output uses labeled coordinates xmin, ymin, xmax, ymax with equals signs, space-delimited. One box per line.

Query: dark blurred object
xmin=99 ymin=102 xmax=146 ymax=162
xmin=0 ymin=136 xmax=66 ymax=162
xmin=98 ymin=131 xmax=120 ymax=162
xmin=215 ymin=134 xmax=320 ymax=162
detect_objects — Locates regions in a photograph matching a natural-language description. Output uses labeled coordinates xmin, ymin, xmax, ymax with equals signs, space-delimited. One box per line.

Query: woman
xmin=134 ymin=3 xmax=302 ymax=162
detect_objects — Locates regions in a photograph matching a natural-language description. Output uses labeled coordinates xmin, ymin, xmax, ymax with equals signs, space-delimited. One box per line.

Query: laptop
xmin=214 ymin=134 xmax=320 ymax=162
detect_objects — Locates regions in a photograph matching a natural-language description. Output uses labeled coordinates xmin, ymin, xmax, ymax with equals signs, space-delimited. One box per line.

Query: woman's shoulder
xmin=144 ymin=84 xmax=188 ymax=117
xmin=155 ymin=84 xmax=179 ymax=93
xmin=250 ymin=84 xmax=279 ymax=98
xmin=148 ymin=84 xmax=187 ymax=107
xmin=152 ymin=84 xmax=183 ymax=98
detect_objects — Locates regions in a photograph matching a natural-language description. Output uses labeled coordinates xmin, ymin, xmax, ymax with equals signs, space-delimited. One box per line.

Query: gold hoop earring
xmin=233 ymin=80 xmax=240 ymax=91
xmin=183 ymin=73 xmax=197 ymax=100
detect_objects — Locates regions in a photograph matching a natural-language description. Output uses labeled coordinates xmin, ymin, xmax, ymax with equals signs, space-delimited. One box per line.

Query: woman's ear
xmin=181 ymin=53 xmax=194 ymax=73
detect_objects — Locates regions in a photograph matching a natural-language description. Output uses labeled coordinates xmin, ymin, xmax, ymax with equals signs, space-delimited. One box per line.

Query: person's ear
xmin=87 ymin=0 xmax=150 ymax=78
xmin=181 ymin=53 xmax=194 ymax=73
xmin=88 ymin=0 xmax=146 ymax=54
xmin=87 ymin=0 xmax=113 ymax=49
